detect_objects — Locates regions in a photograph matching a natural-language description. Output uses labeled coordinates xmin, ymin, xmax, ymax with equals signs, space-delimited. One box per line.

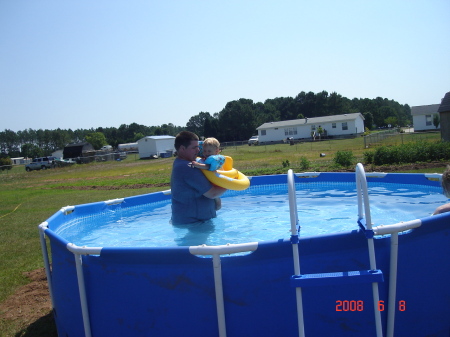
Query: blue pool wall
xmin=43 ymin=173 xmax=450 ymax=337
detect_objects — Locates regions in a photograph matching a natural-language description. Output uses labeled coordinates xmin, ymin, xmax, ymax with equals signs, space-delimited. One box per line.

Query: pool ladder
xmin=288 ymin=165 xmax=384 ymax=337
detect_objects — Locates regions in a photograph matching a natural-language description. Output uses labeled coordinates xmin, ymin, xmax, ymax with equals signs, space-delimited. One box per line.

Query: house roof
xmin=64 ymin=142 xmax=93 ymax=148
xmin=410 ymin=104 xmax=440 ymax=116
xmin=256 ymin=113 xmax=364 ymax=130
xmin=438 ymin=92 xmax=450 ymax=113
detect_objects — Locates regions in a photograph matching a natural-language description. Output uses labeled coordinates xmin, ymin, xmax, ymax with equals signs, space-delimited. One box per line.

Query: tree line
xmin=1 ymin=90 xmax=411 ymax=158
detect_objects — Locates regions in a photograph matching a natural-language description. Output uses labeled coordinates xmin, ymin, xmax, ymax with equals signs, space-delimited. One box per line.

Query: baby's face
xmin=203 ymin=145 xmax=219 ymax=157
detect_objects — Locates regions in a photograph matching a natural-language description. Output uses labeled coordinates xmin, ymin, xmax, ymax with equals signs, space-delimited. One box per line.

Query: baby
xmin=191 ymin=137 xmax=225 ymax=210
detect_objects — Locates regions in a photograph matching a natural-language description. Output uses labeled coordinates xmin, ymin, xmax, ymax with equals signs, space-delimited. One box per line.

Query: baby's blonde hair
xmin=442 ymin=165 xmax=450 ymax=198
xmin=203 ymin=137 xmax=220 ymax=150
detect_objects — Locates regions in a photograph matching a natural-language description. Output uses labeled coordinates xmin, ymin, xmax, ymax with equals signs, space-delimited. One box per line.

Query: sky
xmin=1 ymin=0 xmax=449 ymax=133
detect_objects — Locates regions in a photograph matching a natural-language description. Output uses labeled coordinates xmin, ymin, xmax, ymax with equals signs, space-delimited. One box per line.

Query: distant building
xmin=118 ymin=142 xmax=138 ymax=153
xmin=256 ymin=113 xmax=365 ymax=143
xmin=438 ymin=91 xmax=450 ymax=142
xmin=137 ymin=136 xmax=175 ymax=159
xmin=52 ymin=150 xmax=64 ymax=159
xmin=411 ymin=104 xmax=440 ymax=131
xmin=10 ymin=157 xmax=29 ymax=165
xmin=63 ymin=142 xmax=95 ymax=161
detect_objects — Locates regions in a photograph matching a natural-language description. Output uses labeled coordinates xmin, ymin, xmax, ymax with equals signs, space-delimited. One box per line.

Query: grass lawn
xmin=0 ymin=134 xmax=447 ymax=336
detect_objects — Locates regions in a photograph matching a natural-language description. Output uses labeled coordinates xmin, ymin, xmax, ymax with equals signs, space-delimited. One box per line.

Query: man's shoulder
xmin=173 ymin=157 xmax=190 ymax=167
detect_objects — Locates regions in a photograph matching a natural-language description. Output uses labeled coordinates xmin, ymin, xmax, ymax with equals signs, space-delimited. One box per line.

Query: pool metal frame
xmin=39 ymin=166 xmax=450 ymax=337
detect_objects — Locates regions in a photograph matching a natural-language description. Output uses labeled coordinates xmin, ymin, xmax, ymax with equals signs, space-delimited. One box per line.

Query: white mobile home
xmin=137 ymin=136 xmax=175 ymax=159
xmin=411 ymin=104 xmax=440 ymax=131
xmin=10 ymin=157 xmax=30 ymax=165
xmin=256 ymin=113 xmax=365 ymax=143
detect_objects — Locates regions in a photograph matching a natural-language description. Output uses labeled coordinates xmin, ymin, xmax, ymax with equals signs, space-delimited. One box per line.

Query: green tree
xmin=327 ymin=92 xmax=344 ymax=116
xmin=153 ymin=127 xmax=162 ymax=135
xmin=217 ymin=99 xmax=256 ymax=141
xmin=186 ymin=112 xmax=211 ymax=137
xmin=133 ymin=132 xmax=145 ymax=142
xmin=433 ymin=114 xmax=440 ymax=129
xmin=295 ymin=91 xmax=316 ymax=118
xmin=203 ymin=115 xmax=220 ymax=138
xmin=0 ymin=129 xmax=19 ymax=154
xmin=21 ymin=143 xmax=43 ymax=158
xmin=362 ymin=112 xmax=374 ymax=130
xmin=160 ymin=123 xmax=177 ymax=136
xmin=314 ymin=126 xmax=322 ymax=140
xmin=384 ymin=116 xmax=398 ymax=127
xmin=400 ymin=104 xmax=412 ymax=126
xmin=85 ymin=132 xmax=108 ymax=150
xmin=255 ymin=101 xmax=278 ymax=125
xmin=375 ymin=106 xmax=396 ymax=128
xmin=314 ymin=90 xmax=328 ymax=116
xmin=50 ymin=128 xmax=72 ymax=150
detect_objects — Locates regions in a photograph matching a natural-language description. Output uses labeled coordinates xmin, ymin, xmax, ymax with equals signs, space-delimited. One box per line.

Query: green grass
xmin=0 ymin=136 xmax=447 ymax=336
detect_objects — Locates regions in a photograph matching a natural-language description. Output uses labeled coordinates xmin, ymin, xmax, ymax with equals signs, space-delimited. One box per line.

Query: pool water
xmin=54 ymin=181 xmax=445 ymax=247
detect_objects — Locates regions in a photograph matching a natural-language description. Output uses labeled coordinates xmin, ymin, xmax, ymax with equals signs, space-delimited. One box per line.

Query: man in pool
xmin=171 ymin=131 xmax=226 ymax=224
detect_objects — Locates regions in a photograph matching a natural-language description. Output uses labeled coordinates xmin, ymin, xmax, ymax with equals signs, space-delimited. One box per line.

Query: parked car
xmin=248 ymin=136 xmax=259 ymax=145
xmin=25 ymin=156 xmax=56 ymax=171
xmin=54 ymin=158 xmax=77 ymax=167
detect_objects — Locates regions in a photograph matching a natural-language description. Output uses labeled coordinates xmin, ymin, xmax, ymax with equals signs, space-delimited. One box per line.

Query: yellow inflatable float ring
xmin=199 ymin=156 xmax=250 ymax=191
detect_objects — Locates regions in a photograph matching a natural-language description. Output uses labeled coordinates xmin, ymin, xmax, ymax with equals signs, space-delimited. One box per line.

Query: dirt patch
xmin=0 ymin=268 xmax=56 ymax=336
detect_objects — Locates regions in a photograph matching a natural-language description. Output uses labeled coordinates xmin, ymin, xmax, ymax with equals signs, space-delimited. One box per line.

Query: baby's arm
xmin=433 ymin=203 xmax=450 ymax=215
xmin=191 ymin=161 xmax=211 ymax=170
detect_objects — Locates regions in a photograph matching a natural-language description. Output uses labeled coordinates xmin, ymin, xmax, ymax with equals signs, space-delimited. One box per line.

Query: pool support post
xmin=38 ymin=222 xmax=55 ymax=312
xmin=373 ymin=219 xmax=422 ymax=337
xmin=212 ymin=253 xmax=226 ymax=337
xmin=66 ymin=244 xmax=103 ymax=337
xmin=287 ymin=169 xmax=305 ymax=337
xmin=189 ymin=242 xmax=258 ymax=337
xmin=356 ymin=163 xmax=383 ymax=337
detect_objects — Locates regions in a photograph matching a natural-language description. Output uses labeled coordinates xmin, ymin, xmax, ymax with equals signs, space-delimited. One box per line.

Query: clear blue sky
xmin=1 ymin=0 xmax=449 ymax=132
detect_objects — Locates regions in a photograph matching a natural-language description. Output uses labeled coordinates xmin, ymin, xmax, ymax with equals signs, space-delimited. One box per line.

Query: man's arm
xmin=203 ymin=185 xmax=226 ymax=199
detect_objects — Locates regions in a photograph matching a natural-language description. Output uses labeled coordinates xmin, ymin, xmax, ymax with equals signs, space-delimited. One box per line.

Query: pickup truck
xmin=25 ymin=157 xmax=56 ymax=171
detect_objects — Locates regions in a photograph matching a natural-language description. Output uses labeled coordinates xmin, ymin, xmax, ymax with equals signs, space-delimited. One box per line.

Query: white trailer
xmin=137 ymin=136 xmax=175 ymax=159
xmin=118 ymin=143 xmax=138 ymax=153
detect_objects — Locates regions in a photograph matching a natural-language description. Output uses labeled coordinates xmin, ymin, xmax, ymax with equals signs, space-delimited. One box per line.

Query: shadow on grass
xmin=15 ymin=312 xmax=57 ymax=337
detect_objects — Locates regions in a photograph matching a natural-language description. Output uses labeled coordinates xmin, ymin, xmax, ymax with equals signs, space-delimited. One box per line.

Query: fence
xmin=364 ymin=129 xmax=440 ymax=148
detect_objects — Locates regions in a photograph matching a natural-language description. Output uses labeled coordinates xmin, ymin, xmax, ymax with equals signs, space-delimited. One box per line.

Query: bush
xmin=0 ymin=157 xmax=12 ymax=170
xmin=363 ymin=151 xmax=374 ymax=164
xmin=334 ymin=150 xmax=355 ymax=168
xmin=371 ymin=141 xmax=450 ymax=165
xmin=282 ymin=159 xmax=290 ymax=168
xmin=299 ymin=156 xmax=311 ymax=171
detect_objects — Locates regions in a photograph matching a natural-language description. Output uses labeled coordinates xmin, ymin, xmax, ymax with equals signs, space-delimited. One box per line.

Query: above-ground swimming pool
xmin=40 ymin=169 xmax=450 ymax=337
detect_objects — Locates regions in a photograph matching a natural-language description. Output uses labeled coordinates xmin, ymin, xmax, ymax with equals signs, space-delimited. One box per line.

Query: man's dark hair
xmin=174 ymin=131 xmax=199 ymax=150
